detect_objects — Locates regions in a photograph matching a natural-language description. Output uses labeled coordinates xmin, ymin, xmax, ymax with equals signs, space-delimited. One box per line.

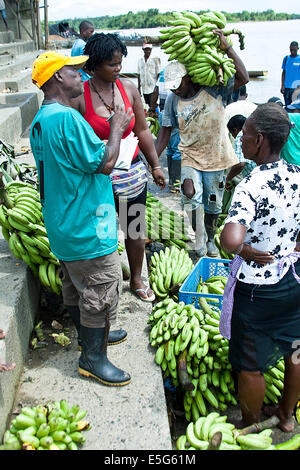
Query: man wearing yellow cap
xmin=30 ymin=51 xmax=133 ymax=387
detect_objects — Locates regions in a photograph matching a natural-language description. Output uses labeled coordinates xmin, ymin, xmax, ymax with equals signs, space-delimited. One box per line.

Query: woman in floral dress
xmin=220 ymin=102 xmax=300 ymax=431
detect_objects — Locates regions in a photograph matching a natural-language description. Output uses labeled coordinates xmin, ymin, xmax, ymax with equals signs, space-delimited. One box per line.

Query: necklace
xmin=91 ymin=81 xmax=115 ymax=113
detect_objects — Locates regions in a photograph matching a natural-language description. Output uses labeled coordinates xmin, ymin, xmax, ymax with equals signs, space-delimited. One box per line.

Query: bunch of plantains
xmin=213 ymin=214 xmax=234 ymax=260
xmin=149 ymin=246 xmax=194 ymax=300
xmin=176 ymin=411 xmax=276 ymax=450
xmin=146 ymin=116 xmax=160 ymax=137
xmin=149 ymin=292 xmax=286 ymax=421
xmin=160 ymin=10 xmax=245 ymax=87
xmin=0 ymin=400 xmax=90 ymax=450
xmin=0 ymin=180 xmax=62 ymax=294
xmin=145 ymin=192 xmax=191 ymax=251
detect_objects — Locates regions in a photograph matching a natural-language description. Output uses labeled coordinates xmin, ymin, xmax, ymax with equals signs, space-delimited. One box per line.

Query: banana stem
xmin=0 ymin=187 xmax=14 ymax=209
xmin=234 ymin=415 xmax=280 ymax=437
xmin=217 ymin=65 xmax=224 ymax=85
xmin=178 ymin=349 xmax=194 ymax=391
xmin=207 ymin=431 xmax=222 ymax=450
xmin=223 ymin=29 xmax=245 ymax=50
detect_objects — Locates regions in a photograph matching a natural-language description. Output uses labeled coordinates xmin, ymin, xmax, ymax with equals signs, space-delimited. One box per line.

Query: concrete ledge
xmin=0 ymin=40 xmax=36 ymax=57
xmin=0 ymin=52 xmax=41 ymax=79
xmin=0 ymin=88 xmax=42 ymax=144
xmin=0 ymin=236 xmax=40 ymax=438
xmin=0 ymin=31 xmax=15 ymax=44
xmin=0 ymin=69 xmax=32 ymax=92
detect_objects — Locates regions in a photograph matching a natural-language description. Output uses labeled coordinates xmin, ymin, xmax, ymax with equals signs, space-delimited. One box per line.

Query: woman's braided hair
xmin=249 ymin=102 xmax=291 ymax=153
xmin=84 ymin=33 xmax=127 ymax=72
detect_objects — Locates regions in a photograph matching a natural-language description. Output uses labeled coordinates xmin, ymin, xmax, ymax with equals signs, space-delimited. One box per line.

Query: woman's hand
xmin=152 ymin=167 xmax=166 ymax=190
xmin=239 ymin=243 xmax=275 ymax=265
xmin=220 ymin=222 xmax=275 ymax=265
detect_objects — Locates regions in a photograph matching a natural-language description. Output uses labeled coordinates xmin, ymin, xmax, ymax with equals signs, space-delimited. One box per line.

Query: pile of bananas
xmin=146 ymin=116 xmax=160 ymax=137
xmin=149 ymin=246 xmax=194 ymax=300
xmin=149 ymin=292 xmax=286 ymax=420
xmin=177 ymin=412 xmax=275 ymax=450
xmin=148 ymin=296 xmax=237 ymax=417
xmin=0 ymin=400 xmax=90 ymax=450
xmin=0 ymin=180 xmax=62 ymax=294
xmin=160 ymin=10 xmax=245 ymax=87
xmin=145 ymin=192 xmax=191 ymax=251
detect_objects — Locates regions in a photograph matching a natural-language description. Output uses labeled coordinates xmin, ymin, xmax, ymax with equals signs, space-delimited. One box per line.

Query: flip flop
xmin=131 ymin=286 xmax=155 ymax=302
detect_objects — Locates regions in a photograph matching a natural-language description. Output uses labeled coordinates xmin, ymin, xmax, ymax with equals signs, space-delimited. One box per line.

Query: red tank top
xmin=83 ymin=79 xmax=139 ymax=160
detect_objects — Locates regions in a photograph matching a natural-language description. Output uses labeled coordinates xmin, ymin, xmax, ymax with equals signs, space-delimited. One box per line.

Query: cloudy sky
xmin=47 ymin=0 xmax=300 ymax=22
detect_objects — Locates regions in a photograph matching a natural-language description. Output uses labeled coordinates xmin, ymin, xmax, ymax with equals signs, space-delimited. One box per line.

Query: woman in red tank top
xmin=72 ymin=33 xmax=166 ymax=302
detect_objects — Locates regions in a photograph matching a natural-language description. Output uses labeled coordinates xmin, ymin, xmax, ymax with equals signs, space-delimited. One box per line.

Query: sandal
xmin=131 ymin=286 xmax=155 ymax=302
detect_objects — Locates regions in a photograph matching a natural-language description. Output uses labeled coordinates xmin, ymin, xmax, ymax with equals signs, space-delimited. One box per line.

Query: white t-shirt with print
xmin=225 ymin=159 xmax=300 ymax=284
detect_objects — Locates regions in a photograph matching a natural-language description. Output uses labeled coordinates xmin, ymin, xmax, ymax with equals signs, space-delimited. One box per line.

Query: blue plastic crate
xmin=179 ymin=257 xmax=231 ymax=310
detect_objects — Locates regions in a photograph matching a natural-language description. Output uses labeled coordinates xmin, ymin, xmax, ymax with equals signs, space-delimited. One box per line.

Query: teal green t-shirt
xmin=280 ymin=113 xmax=300 ymax=166
xmin=30 ymin=101 xmax=118 ymax=261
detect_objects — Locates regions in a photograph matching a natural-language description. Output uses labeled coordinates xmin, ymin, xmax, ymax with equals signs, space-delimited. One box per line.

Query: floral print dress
xmin=225 ymin=159 xmax=300 ymax=284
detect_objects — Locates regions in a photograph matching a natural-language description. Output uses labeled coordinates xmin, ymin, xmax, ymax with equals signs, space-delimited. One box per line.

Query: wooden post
xmin=44 ymin=0 xmax=48 ymax=49
xmin=30 ymin=0 xmax=37 ymax=47
xmin=35 ymin=0 xmax=42 ymax=49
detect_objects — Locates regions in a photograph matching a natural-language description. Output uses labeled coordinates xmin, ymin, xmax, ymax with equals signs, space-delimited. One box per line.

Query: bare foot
xmin=263 ymin=404 xmax=295 ymax=432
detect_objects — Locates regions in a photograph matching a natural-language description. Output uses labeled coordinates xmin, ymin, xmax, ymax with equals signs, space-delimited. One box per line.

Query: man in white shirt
xmin=137 ymin=43 xmax=160 ymax=107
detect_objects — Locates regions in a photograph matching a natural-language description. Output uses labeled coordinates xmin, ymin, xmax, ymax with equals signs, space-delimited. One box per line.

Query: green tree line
xmin=47 ymin=9 xmax=300 ymax=32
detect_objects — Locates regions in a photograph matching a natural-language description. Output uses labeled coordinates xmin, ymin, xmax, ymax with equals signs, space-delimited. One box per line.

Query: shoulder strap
xmin=83 ymin=80 xmax=94 ymax=117
xmin=116 ymin=79 xmax=131 ymax=111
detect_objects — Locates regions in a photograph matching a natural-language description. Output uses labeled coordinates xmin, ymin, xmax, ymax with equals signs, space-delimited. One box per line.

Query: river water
xmin=96 ymin=19 xmax=300 ymax=104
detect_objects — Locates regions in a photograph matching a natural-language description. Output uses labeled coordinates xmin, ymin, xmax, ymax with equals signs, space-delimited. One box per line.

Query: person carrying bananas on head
xmin=155 ymin=29 xmax=249 ymax=258
xmin=30 ymin=51 xmax=133 ymax=387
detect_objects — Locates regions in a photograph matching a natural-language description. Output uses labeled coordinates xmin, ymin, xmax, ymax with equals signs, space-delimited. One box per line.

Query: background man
xmin=137 ymin=43 xmax=160 ymax=108
xmin=281 ymin=41 xmax=300 ymax=106
xmin=30 ymin=51 xmax=133 ymax=387
xmin=0 ymin=0 xmax=8 ymax=31
xmin=71 ymin=20 xmax=94 ymax=81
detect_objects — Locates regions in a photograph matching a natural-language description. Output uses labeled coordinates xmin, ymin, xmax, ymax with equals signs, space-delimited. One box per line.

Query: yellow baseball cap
xmin=32 ymin=51 xmax=89 ymax=88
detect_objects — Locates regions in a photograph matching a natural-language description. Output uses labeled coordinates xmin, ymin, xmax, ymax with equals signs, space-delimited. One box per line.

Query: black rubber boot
xmin=78 ymin=326 xmax=131 ymax=386
xmin=204 ymin=213 xmax=219 ymax=258
xmin=171 ymin=159 xmax=181 ymax=183
xmin=66 ymin=306 xmax=127 ymax=350
xmin=66 ymin=305 xmax=81 ymax=348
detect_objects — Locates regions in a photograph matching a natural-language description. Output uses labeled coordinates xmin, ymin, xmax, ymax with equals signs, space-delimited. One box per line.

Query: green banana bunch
xmin=263 ymin=359 xmax=285 ymax=405
xmin=0 ymin=400 xmax=90 ymax=450
xmin=145 ymin=192 xmax=191 ymax=250
xmin=0 ymin=181 xmax=62 ymax=295
xmin=146 ymin=116 xmax=160 ymax=137
xmin=149 ymin=295 xmax=237 ymax=416
xmin=214 ymin=218 xmax=234 ymax=260
xmin=176 ymin=412 xmax=274 ymax=450
xmin=160 ymin=10 xmax=245 ymax=87
xmin=197 ymin=274 xmax=228 ymax=299
xmin=149 ymin=245 xmax=194 ymax=299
